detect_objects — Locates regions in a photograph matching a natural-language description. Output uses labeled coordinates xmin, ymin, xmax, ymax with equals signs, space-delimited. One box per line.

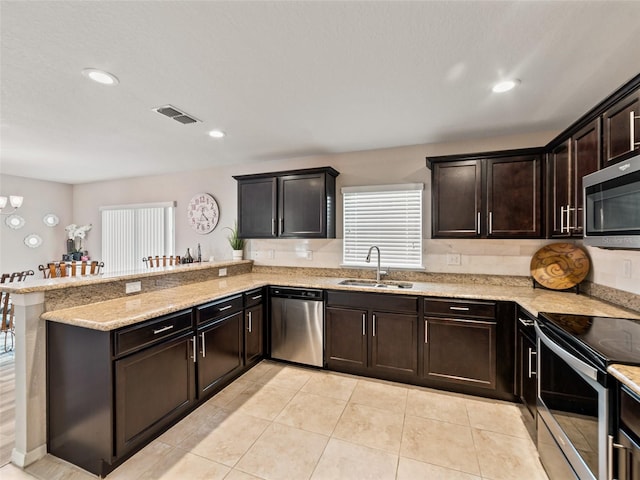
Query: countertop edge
xmin=608 ymin=364 xmax=640 ymax=397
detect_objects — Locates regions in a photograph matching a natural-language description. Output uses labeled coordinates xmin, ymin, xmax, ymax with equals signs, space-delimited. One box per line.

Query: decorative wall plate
xmin=6 ymin=214 xmax=25 ymax=229
xmin=187 ymin=193 xmax=219 ymax=234
xmin=530 ymin=242 xmax=590 ymax=290
xmin=24 ymin=233 xmax=43 ymax=248
xmin=43 ymin=213 xmax=59 ymax=227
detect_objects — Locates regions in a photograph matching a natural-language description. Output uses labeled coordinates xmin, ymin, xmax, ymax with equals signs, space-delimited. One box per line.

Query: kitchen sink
xmin=338 ymin=279 xmax=413 ymax=289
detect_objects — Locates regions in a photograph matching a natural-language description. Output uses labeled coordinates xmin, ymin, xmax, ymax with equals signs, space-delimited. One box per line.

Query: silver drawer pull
xmin=449 ymin=306 xmax=470 ymax=311
xmin=518 ymin=317 xmax=535 ymax=327
xmin=218 ymin=305 xmax=232 ymax=311
xmin=152 ymin=325 xmax=174 ymax=335
xmin=251 ymin=295 xmax=262 ymax=300
xmin=201 ymin=331 xmax=206 ymax=357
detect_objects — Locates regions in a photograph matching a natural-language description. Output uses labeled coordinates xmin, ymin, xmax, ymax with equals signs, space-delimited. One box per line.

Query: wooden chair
xmin=143 ymin=255 xmax=181 ymax=267
xmin=1 ymin=291 xmax=14 ymax=352
xmin=38 ymin=261 xmax=104 ymax=278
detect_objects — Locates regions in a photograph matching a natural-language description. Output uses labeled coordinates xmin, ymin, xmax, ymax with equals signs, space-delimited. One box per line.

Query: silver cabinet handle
xmin=280 ymin=217 xmax=284 ymax=234
xmin=251 ymin=294 xmax=262 ymax=300
xmin=631 ymin=111 xmax=636 ymax=151
xmin=248 ymin=311 xmax=252 ymax=333
xmin=272 ymin=218 xmax=276 ymax=236
xmin=372 ymin=314 xmax=377 ymax=337
xmin=476 ymin=212 xmax=480 ymax=235
xmin=488 ymin=211 xmax=493 ymax=235
xmin=518 ymin=317 xmax=535 ymax=327
xmin=218 ymin=305 xmax=232 ymax=311
xmin=560 ymin=206 xmax=565 ymax=233
xmin=201 ymin=331 xmax=206 ymax=358
xmin=424 ymin=319 xmax=428 ymax=343
xmin=362 ymin=313 xmax=366 ymax=336
xmin=528 ymin=348 xmax=537 ymax=378
xmin=191 ymin=335 xmax=197 ymax=363
xmin=152 ymin=325 xmax=173 ymax=335
xmin=566 ymin=204 xmax=572 ymax=232
xmin=449 ymin=306 xmax=470 ymax=311
xmin=608 ymin=434 xmax=627 ymax=480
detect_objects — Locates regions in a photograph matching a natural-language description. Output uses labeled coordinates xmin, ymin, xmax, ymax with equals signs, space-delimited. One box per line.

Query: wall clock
xmin=187 ymin=193 xmax=219 ymax=234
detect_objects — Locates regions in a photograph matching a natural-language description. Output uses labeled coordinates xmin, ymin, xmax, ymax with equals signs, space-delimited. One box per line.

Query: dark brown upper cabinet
xmin=428 ymin=150 xmax=542 ymax=239
xmin=603 ymin=87 xmax=640 ymax=166
xmin=234 ymin=167 xmax=339 ymax=239
xmin=548 ymin=119 xmax=601 ymax=238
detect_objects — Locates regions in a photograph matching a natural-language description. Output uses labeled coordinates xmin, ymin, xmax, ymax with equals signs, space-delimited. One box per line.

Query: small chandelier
xmin=0 ymin=195 xmax=24 ymax=215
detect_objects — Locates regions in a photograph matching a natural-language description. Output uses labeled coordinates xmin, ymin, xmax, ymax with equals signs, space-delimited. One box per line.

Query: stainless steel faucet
xmin=365 ymin=246 xmax=386 ymax=282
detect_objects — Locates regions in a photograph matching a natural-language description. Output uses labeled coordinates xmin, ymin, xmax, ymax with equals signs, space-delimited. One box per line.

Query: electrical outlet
xmin=446 ymin=253 xmax=461 ymax=266
xmin=623 ymin=259 xmax=632 ymax=278
xmin=125 ymin=281 xmax=141 ymax=294
xmin=219 ymin=268 xmax=227 ymax=277
xmin=305 ymin=250 xmax=313 ymax=260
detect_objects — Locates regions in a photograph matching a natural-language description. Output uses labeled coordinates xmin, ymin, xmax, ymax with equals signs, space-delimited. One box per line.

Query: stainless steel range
xmin=536 ymin=312 xmax=640 ymax=480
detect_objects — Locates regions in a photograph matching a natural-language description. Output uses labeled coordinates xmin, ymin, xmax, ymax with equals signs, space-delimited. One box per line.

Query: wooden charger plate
xmin=530 ymin=242 xmax=590 ymax=290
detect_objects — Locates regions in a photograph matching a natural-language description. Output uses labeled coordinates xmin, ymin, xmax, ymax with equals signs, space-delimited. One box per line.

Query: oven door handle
xmin=535 ymin=322 xmax=598 ymax=382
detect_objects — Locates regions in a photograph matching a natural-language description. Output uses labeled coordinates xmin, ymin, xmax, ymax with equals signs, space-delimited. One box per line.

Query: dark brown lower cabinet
xmin=245 ymin=304 xmax=263 ymax=366
xmin=325 ymin=291 xmax=418 ymax=381
xmin=370 ymin=311 xmax=418 ymax=377
xmin=325 ymin=306 xmax=368 ymax=370
xmin=423 ymin=316 xmax=496 ymax=388
xmin=197 ymin=312 xmax=243 ymax=397
xmin=115 ymin=333 xmax=195 ymax=456
xmin=517 ymin=313 xmax=537 ymax=419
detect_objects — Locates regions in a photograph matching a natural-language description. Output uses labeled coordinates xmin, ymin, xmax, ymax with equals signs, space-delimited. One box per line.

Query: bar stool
xmin=38 ymin=261 xmax=104 ymax=278
xmin=143 ymin=256 xmax=181 ymax=267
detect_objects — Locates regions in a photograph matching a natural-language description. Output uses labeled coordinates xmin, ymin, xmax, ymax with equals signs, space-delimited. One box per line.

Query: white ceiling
xmin=1 ymin=1 xmax=640 ymax=185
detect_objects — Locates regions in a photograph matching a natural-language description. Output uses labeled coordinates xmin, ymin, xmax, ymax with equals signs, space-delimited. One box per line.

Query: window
xmin=342 ymin=184 xmax=423 ymax=269
xmin=101 ymin=202 xmax=175 ymax=273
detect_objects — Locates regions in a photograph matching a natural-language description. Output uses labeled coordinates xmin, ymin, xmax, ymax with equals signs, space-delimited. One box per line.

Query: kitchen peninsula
xmin=3 ymin=261 xmax=639 ymax=476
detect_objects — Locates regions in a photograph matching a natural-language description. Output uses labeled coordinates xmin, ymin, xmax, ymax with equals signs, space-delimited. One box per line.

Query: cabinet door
xmin=517 ymin=329 xmax=537 ymax=418
xmin=432 ymin=160 xmax=482 ymax=238
xmin=245 ymin=304 xmax=263 ymax=366
xmin=325 ymin=306 xmax=367 ymax=372
xmin=423 ymin=316 xmax=496 ymax=389
xmin=603 ymin=89 xmax=640 ymax=166
xmin=115 ymin=333 xmax=195 ymax=456
xmin=237 ymin=177 xmax=277 ymax=238
xmin=278 ymin=173 xmax=327 ymax=237
xmin=572 ymin=119 xmax=601 ymax=235
xmin=370 ymin=311 xmax=417 ymax=377
xmin=197 ymin=312 xmax=243 ymax=397
xmin=549 ymin=140 xmax=571 ymax=237
xmin=486 ymin=156 xmax=541 ymax=238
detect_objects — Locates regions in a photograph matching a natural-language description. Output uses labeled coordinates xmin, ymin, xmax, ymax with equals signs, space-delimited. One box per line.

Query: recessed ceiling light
xmin=82 ymin=68 xmax=119 ymax=85
xmin=492 ymin=79 xmax=520 ymax=93
xmin=208 ymin=130 xmax=226 ymax=138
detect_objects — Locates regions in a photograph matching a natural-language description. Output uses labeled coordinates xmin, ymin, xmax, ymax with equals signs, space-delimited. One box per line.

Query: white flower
xmin=65 ymin=223 xmax=92 ymax=240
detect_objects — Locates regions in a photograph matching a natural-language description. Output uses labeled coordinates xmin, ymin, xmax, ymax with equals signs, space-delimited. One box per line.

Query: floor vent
xmin=153 ymin=105 xmax=200 ymax=124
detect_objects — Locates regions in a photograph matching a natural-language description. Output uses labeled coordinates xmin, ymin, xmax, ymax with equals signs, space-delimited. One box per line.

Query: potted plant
xmin=225 ymin=222 xmax=245 ymax=260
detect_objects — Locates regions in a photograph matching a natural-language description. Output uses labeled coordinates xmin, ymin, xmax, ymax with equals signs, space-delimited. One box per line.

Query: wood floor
xmin=0 ymin=350 xmax=15 ymax=467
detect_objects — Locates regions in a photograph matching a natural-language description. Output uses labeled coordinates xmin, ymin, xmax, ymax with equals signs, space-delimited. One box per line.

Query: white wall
xmin=0 ymin=174 xmax=73 ymax=274
xmin=13 ymin=130 xmax=640 ymax=296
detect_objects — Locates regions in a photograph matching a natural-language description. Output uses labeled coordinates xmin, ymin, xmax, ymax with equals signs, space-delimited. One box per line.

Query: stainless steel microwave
xmin=583 ymin=154 xmax=640 ymax=249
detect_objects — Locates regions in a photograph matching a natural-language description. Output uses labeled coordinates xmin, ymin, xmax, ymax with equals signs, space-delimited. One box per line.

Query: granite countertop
xmin=608 ymin=364 xmax=640 ymax=397
xmin=40 ymin=272 xmax=640 ymax=331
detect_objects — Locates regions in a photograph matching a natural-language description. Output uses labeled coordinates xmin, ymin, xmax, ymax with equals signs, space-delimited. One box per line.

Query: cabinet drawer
xmin=114 ymin=310 xmax=193 ymax=357
xmin=196 ymin=295 xmax=243 ymax=325
xmin=326 ymin=290 xmax=418 ymax=313
xmin=424 ymin=298 xmax=495 ymax=320
xmin=244 ymin=288 xmax=264 ymax=308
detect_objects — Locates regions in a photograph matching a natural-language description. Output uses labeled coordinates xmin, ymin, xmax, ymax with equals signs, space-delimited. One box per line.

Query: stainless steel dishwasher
xmin=270 ymin=287 xmax=324 ymax=367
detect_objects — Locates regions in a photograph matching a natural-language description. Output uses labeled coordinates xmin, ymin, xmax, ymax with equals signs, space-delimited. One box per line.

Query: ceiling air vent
xmin=153 ymin=105 xmax=200 ymax=125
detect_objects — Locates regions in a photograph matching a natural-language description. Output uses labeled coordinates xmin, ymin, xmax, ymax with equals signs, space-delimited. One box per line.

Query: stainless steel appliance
xmin=618 ymin=386 xmax=640 ymax=480
xmin=536 ymin=312 xmax=640 ymax=480
xmin=583 ymin=154 xmax=640 ymax=249
xmin=270 ymin=287 xmax=324 ymax=367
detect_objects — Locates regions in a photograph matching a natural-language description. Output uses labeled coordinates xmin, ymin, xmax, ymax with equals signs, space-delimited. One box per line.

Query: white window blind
xmin=101 ymin=202 xmax=175 ymax=273
xmin=342 ymin=184 xmax=423 ymax=269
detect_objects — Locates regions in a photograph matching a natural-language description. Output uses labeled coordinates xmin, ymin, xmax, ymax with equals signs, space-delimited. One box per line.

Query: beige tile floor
xmin=0 ymin=360 xmax=549 ymax=479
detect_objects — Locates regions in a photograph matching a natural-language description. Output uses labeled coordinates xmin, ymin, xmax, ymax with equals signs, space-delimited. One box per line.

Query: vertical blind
xmin=342 ymin=184 xmax=423 ymax=268
xmin=101 ymin=202 xmax=175 ymax=273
